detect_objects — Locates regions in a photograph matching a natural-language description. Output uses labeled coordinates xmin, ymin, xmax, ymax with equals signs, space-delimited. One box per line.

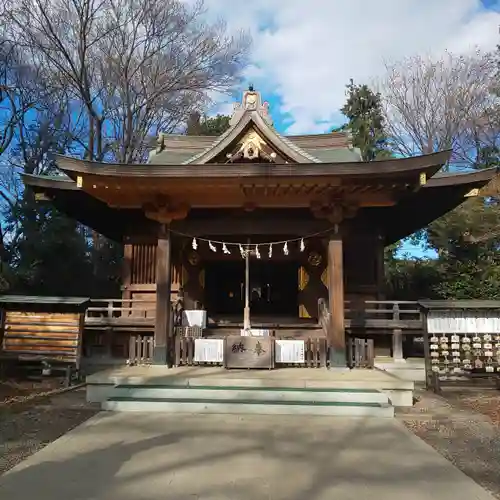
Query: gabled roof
xmin=150 ymin=109 xmax=327 ymax=165
xmin=149 ymin=88 xmax=363 ymax=165
xmin=185 ymin=110 xmax=322 ymax=164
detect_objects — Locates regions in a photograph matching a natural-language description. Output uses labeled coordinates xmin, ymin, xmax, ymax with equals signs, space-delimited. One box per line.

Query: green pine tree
xmin=338 ymin=80 xmax=391 ymax=161
xmin=186 ymin=112 xmax=231 ymax=136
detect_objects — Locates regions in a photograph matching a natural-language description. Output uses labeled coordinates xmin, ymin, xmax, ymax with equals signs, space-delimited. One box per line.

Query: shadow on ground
xmin=0 ymin=410 xmax=494 ymax=500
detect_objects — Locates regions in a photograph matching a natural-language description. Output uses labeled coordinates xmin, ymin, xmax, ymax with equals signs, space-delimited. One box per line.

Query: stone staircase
xmin=101 ymin=383 xmax=395 ymax=417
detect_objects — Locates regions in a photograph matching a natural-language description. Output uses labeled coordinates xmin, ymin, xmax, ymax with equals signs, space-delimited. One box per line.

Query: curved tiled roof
xmin=182 ymin=110 xmax=322 ymax=165
xmin=148 ymin=119 xmax=358 ymax=164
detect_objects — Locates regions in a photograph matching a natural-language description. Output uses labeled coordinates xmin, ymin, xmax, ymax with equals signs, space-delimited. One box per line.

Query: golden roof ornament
xmin=230 ymin=84 xmax=273 ymax=127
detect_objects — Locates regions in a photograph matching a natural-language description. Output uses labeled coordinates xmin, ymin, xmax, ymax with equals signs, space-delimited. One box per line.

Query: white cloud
xmin=197 ymin=0 xmax=500 ymax=134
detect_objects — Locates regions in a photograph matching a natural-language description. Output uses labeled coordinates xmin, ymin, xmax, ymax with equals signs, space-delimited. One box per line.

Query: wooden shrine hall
xmin=23 ymin=87 xmax=498 ymax=368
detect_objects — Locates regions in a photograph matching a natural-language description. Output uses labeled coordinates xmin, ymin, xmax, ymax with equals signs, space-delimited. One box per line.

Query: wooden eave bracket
xmin=142 ymin=194 xmax=190 ymax=224
xmin=310 ymin=198 xmax=359 ymax=224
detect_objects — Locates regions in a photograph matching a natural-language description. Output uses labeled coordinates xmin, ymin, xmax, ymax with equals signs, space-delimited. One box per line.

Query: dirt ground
xmin=0 ymin=376 xmax=99 ymax=475
xmin=1 ymin=374 xmax=500 ymax=499
xmin=448 ymin=390 xmax=500 ymax=427
xmin=398 ymin=386 xmax=500 ymax=499
xmin=0 ymin=375 xmax=67 ymax=405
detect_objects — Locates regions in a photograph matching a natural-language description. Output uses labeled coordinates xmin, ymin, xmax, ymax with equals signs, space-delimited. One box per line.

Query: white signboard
xmin=427 ymin=310 xmax=500 ymax=334
xmin=275 ymin=340 xmax=305 ymax=364
xmin=182 ymin=310 xmax=207 ymax=328
xmin=194 ymin=339 xmax=224 ymax=363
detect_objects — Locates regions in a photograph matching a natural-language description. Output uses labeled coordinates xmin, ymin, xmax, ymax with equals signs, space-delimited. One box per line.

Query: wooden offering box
xmin=225 ymin=335 xmax=274 ymax=369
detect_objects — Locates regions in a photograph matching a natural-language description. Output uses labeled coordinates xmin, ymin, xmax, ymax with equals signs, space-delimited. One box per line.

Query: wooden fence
xmin=128 ymin=334 xmax=328 ymax=368
xmin=87 ymin=298 xmax=424 ymax=365
xmin=128 ymin=334 xmax=154 ymax=365
xmin=347 ymin=338 xmax=375 ymax=368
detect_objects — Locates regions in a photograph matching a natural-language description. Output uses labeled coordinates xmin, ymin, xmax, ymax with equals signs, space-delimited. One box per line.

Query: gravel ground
xmin=449 ymin=390 xmax=500 ymax=427
xmin=2 ymin=374 xmax=500 ymax=498
xmin=0 ymin=387 xmax=99 ymax=475
xmin=0 ymin=375 xmax=67 ymax=404
xmin=398 ymin=388 xmax=500 ymax=499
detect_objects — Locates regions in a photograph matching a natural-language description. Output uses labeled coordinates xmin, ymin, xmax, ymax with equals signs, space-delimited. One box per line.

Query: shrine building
xmin=23 ymin=87 xmax=498 ymax=367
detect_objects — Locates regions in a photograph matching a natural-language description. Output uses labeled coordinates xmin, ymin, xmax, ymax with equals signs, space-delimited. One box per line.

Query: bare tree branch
xmin=5 ymin=0 xmax=251 ymax=162
xmin=375 ymin=51 xmax=499 ymax=168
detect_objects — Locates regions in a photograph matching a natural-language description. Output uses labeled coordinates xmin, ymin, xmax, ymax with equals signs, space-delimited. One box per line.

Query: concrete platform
xmin=375 ymin=357 xmax=426 ymax=382
xmin=86 ymin=366 xmax=415 ymax=407
xmin=0 ymin=412 xmax=495 ymax=500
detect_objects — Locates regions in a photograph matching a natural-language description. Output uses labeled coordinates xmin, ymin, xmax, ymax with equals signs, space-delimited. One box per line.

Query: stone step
xmin=103 ymin=397 xmax=395 ymax=417
xmin=375 ymin=361 xmax=426 ymax=382
xmin=112 ymin=385 xmax=389 ymax=404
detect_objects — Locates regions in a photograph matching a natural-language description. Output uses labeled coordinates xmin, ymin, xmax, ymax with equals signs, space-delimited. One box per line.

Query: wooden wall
xmin=298 ymin=238 xmax=328 ymax=319
xmin=121 ymin=225 xmax=385 ymax=318
xmin=297 ymin=231 xmax=383 ymax=318
xmin=122 ymin=242 xmax=182 ymax=312
xmin=344 ymin=230 xmax=383 ymax=302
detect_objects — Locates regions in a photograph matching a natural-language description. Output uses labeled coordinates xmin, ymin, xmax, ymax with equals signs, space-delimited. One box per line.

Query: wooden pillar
xmin=328 ymin=231 xmax=346 ymax=367
xmin=376 ymin=234 xmax=385 ymax=300
xmin=121 ymin=243 xmax=133 ymax=322
xmin=153 ymin=225 xmax=172 ymax=366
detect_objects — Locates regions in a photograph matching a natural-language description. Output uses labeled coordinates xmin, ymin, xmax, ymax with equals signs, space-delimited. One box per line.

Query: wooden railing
xmin=84 ymin=298 xmax=422 ymax=331
xmin=173 ymin=336 xmax=327 ymax=368
xmin=345 ymin=300 xmax=422 ymax=331
xmin=85 ymin=298 xmax=156 ymax=331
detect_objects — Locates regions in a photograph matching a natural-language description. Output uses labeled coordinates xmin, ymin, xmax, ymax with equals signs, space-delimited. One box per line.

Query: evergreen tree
xmin=5 ymin=191 xmax=94 ymax=296
xmin=338 ymin=79 xmax=390 ymax=161
xmin=186 ymin=112 xmax=231 ymax=136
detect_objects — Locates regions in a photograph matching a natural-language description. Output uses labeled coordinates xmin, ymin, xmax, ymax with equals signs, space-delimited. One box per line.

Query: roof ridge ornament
xmin=230 ymin=86 xmax=273 ymax=127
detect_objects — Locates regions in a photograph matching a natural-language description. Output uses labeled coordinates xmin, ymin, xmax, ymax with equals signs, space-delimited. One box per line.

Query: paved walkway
xmin=0 ymin=412 xmax=495 ymax=500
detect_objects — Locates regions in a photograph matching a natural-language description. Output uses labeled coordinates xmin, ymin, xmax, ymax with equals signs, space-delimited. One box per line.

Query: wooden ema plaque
xmin=225 ymin=336 xmax=274 ymax=369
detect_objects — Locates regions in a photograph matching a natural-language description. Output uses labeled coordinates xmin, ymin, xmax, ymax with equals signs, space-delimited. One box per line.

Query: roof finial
xmin=248 ymin=83 xmax=254 ymax=92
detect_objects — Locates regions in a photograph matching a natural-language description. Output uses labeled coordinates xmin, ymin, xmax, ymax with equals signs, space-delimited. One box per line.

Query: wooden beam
xmin=171 ymin=216 xmax=331 ymax=236
xmin=328 ymin=231 xmax=346 ymax=366
xmin=153 ymin=225 xmax=172 ymax=366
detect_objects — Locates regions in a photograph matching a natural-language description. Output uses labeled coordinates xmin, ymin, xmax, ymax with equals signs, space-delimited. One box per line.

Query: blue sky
xmin=208 ymin=0 xmax=500 ymax=135
xmin=203 ymin=0 xmax=500 ymax=258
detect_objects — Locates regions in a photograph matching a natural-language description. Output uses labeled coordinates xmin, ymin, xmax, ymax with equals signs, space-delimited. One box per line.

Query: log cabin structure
xmin=23 ymin=87 xmax=498 ymax=367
